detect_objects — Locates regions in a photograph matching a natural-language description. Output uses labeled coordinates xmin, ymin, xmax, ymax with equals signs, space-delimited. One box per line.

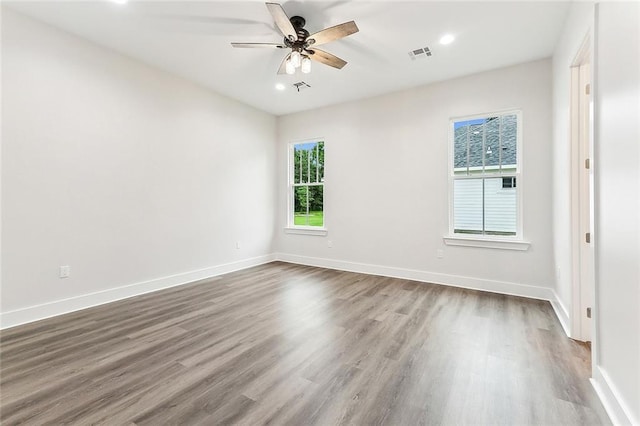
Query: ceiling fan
xmin=231 ymin=2 xmax=359 ymax=75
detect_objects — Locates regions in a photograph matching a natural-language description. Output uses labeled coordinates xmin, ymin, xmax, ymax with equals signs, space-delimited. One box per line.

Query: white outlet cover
xmin=59 ymin=265 xmax=71 ymax=278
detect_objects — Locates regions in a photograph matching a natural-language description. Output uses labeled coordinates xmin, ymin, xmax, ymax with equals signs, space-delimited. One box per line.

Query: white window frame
xmin=285 ymin=138 xmax=327 ymax=236
xmin=444 ymin=110 xmax=529 ymax=251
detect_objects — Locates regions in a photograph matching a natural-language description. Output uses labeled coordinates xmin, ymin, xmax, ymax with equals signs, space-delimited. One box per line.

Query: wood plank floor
xmin=1 ymin=262 xmax=609 ymax=425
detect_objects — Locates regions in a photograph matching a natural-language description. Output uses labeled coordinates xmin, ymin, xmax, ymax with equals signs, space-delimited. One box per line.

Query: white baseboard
xmin=0 ymin=254 xmax=277 ymax=330
xmin=591 ymin=366 xmax=637 ymax=426
xmin=550 ymin=290 xmax=572 ymax=337
xmin=275 ymin=253 xmax=555 ymax=301
xmin=3 ymin=253 xmax=564 ymax=332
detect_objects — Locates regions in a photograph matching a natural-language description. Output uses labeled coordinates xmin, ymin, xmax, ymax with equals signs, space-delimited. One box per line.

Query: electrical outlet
xmin=436 ymin=249 xmax=444 ymax=259
xmin=327 ymin=240 xmax=333 ymax=248
xmin=59 ymin=265 xmax=71 ymax=278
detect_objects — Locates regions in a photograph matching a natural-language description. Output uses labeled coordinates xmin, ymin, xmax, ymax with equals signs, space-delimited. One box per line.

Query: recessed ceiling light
xmin=275 ymin=83 xmax=286 ymax=91
xmin=439 ymin=34 xmax=455 ymax=45
xmin=110 ymin=0 xmax=128 ymax=4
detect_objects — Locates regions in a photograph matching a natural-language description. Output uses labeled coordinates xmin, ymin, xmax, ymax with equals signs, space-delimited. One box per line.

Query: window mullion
xmin=307 ymin=150 xmax=310 ymax=184
xmin=454 ymin=172 xmax=509 ymax=179
xmin=482 ymin=121 xmax=486 ymax=173
xmin=482 ymin=178 xmax=486 ymax=235
xmin=306 ymin=185 xmax=310 ymax=226
xmin=499 ymin=116 xmax=503 ymax=172
xmin=316 ymin=144 xmax=319 ymax=183
xmin=466 ymin=126 xmax=470 ymax=175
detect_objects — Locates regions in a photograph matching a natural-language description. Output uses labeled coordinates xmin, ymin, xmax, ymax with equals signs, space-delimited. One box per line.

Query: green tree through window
xmin=291 ymin=141 xmax=324 ymax=227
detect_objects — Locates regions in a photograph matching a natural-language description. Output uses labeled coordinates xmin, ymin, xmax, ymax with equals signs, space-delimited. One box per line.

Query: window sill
xmin=284 ymin=227 xmax=328 ymax=236
xmin=443 ymin=235 xmax=530 ymax=251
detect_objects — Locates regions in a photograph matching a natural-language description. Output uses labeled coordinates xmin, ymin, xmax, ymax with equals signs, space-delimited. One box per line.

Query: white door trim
xmin=569 ymin=33 xmax=595 ymax=344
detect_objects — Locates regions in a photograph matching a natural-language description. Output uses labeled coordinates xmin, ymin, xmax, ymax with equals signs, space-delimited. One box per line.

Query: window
xmin=450 ymin=111 xmax=521 ymax=238
xmin=288 ymin=140 xmax=325 ymax=229
xmin=502 ymin=177 xmax=516 ymax=189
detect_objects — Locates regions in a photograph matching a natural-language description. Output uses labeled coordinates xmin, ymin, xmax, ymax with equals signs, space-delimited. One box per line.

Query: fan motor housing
xmin=284 ymin=16 xmax=310 ymax=49
xmin=290 ymin=16 xmax=306 ymax=29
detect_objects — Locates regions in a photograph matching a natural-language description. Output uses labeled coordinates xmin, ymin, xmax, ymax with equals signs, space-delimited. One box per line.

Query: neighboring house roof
xmin=454 ymin=114 xmax=517 ymax=171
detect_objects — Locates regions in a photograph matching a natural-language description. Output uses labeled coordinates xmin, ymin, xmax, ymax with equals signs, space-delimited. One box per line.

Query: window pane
xmin=294 ymin=185 xmax=323 ymax=227
xmin=453 ymin=115 xmax=518 ymax=175
xmin=293 ymin=147 xmax=302 ymax=184
xmin=317 ymin=142 xmax=325 ymax=182
xmin=484 ymin=117 xmax=500 ymax=169
xmin=468 ymin=123 xmax=484 ymax=171
xmin=501 ymin=114 xmax=517 ymax=171
xmin=293 ymin=141 xmax=324 ymax=184
xmin=484 ymin=177 xmax=516 ymax=235
xmin=454 ymin=179 xmax=483 ymax=234
xmin=308 ymin=142 xmax=320 ymax=184
xmin=453 ymin=125 xmax=468 ymax=173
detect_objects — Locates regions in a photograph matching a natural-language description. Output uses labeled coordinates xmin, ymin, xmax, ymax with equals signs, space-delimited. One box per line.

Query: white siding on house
xmin=454 ymin=178 xmax=516 ymax=234
xmin=453 ymin=179 xmax=483 ymax=232
xmin=485 ymin=178 xmax=516 ymax=233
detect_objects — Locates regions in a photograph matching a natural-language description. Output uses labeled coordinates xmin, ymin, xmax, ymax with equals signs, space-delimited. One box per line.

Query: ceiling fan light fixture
xmin=290 ymin=50 xmax=302 ymax=68
xmin=301 ymin=56 xmax=311 ymax=74
xmin=231 ymin=2 xmax=359 ymax=75
xmin=285 ymin=59 xmax=296 ymax=75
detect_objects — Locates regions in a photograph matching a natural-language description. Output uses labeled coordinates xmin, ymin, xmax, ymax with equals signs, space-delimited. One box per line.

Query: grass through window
xmin=294 ymin=211 xmax=324 ymax=227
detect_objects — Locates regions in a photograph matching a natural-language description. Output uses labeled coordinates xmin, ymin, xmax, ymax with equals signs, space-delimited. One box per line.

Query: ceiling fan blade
xmin=306 ymin=48 xmax=347 ymax=69
xmin=266 ymin=2 xmax=297 ymax=42
xmin=277 ymin=53 xmax=292 ymax=74
xmin=231 ymin=42 xmax=286 ymax=48
xmin=307 ymin=21 xmax=358 ymax=47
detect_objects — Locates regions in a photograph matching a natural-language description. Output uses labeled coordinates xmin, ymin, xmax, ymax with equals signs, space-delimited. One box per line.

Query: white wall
xmin=275 ymin=59 xmax=554 ymax=298
xmin=593 ymin=3 xmax=640 ymax=424
xmin=1 ymin=9 xmax=277 ymax=327
xmin=551 ymin=1 xmax=595 ymax=333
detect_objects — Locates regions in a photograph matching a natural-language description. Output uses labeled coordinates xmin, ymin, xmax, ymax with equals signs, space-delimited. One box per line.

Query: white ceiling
xmin=5 ymin=1 xmax=571 ymax=116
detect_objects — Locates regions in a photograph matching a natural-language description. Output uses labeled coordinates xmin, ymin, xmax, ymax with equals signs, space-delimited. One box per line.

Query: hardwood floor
xmin=1 ymin=262 xmax=609 ymax=425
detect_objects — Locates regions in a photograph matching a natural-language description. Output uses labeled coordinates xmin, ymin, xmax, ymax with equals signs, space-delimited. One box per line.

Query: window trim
xmin=284 ymin=227 xmax=328 ymax=236
xmin=443 ymin=235 xmax=530 ymax=251
xmin=285 ymin=138 xmax=327 ymax=235
xmin=447 ymin=109 xmax=526 ymax=249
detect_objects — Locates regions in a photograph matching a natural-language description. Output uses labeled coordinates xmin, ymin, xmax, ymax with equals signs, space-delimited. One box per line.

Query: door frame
xmin=569 ymin=33 xmax=595 ymax=344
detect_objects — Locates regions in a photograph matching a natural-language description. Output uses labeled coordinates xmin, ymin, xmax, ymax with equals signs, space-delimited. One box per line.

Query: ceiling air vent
xmin=408 ymin=47 xmax=432 ymax=60
xmin=293 ymin=81 xmax=311 ymax=92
